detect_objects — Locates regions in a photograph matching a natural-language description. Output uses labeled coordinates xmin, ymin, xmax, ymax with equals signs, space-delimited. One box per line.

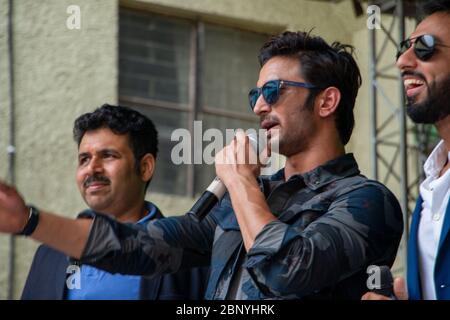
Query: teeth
xmin=404 ymin=79 xmax=424 ymax=87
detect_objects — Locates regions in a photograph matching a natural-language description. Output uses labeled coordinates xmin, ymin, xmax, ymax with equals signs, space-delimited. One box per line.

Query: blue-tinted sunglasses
xmin=248 ymin=79 xmax=319 ymax=110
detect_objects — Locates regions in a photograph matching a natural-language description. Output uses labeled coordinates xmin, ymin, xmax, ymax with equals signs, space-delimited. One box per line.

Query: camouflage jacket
xmin=79 ymin=153 xmax=403 ymax=299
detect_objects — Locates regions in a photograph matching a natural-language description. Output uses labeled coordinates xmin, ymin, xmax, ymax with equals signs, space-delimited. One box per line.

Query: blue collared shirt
xmin=66 ymin=203 xmax=157 ymax=300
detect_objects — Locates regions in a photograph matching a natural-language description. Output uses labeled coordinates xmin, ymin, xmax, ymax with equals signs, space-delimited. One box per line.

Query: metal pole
xmin=397 ymin=0 xmax=409 ymax=277
xmin=187 ymin=22 xmax=204 ymax=197
xmin=7 ymin=0 xmax=16 ymax=300
xmin=187 ymin=23 xmax=197 ymax=198
xmin=369 ymin=0 xmax=378 ymax=181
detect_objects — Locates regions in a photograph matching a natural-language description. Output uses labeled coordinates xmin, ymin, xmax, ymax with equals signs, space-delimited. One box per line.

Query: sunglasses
xmin=397 ymin=34 xmax=450 ymax=61
xmin=248 ymin=79 xmax=319 ymax=110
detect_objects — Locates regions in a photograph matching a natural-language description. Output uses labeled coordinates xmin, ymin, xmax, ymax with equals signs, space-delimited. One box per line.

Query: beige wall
xmin=1 ymin=0 xmax=411 ymax=299
xmin=0 ymin=0 xmax=10 ymax=300
xmin=0 ymin=0 xmax=118 ymax=298
xmin=125 ymin=0 xmax=364 ymax=43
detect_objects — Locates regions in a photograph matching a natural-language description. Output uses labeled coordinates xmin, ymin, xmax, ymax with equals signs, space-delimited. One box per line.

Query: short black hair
xmin=259 ymin=31 xmax=362 ymax=146
xmin=422 ymin=0 xmax=450 ymax=16
xmin=73 ymin=104 xmax=158 ymax=191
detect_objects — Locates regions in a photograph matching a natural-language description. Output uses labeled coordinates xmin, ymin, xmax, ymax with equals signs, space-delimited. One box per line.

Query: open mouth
xmin=404 ymin=78 xmax=426 ymax=97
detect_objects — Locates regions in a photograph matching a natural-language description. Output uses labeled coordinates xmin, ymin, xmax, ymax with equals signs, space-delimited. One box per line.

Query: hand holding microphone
xmin=215 ymin=131 xmax=264 ymax=186
xmin=188 ymin=130 xmax=266 ymax=222
xmin=361 ymin=266 xmax=408 ymax=300
xmin=371 ymin=265 xmax=397 ymax=299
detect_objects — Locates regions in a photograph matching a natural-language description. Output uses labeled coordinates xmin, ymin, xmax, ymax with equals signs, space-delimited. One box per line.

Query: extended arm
xmin=0 ymin=181 xmax=90 ymax=258
xmin=0 ymin=180 xmax=214 ymax=277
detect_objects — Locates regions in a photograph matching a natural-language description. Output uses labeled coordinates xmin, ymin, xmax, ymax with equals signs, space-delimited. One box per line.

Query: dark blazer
xmin=407 ymin=196 xmax=450 ymax=300
xmin=21 ymin=207 xmax=209 ymax=300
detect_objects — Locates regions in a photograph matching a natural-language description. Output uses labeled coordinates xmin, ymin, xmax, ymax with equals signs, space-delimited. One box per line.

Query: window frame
xmin=119 ymin=8 xmax=265 ymax=196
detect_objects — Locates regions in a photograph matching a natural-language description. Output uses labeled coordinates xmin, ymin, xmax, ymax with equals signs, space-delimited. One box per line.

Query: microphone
xmin=371 ymin=265 xmax=396 ymax=299
xmin=188 ymin=133 xmax=264 ymax=222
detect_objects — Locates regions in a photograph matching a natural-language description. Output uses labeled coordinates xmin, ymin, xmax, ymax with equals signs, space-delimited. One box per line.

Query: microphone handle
xmin=372 ymin=287 xmax=396 ymax=299
xmin=188 ymin=177 xmax=226 ymax=221
xmin=371 ymin=265 xmax=397 ymax=300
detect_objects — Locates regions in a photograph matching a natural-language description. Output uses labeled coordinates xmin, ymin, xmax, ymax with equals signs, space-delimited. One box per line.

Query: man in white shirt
xmin=416 ymin=141 xmax=450 ymax=299
xmin=363 ymin=0 xmax=450 ymax=300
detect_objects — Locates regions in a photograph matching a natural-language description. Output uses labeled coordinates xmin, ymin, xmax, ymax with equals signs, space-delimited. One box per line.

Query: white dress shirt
xmin=417 ymin=140 xmax=450 ymax=300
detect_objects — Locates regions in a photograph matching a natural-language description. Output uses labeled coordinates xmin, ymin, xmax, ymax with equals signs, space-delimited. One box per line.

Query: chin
xmin=85 ymin=198 xmax=110 ymax=212
xmin=407 ymin=94 xmax=424 ymax=106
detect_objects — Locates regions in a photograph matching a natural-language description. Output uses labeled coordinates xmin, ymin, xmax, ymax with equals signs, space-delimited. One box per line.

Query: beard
xmin=279 ymin=111 xmax=316 ymax=157
xmin=406 ymin=74 xmax=450 ymax=124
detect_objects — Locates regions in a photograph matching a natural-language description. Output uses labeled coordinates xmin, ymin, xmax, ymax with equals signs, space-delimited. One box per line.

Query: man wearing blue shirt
xmin=21 ymin=104 xmax=208 ymax=300
xmin=64 ymin=203 xmax=158 ymax=300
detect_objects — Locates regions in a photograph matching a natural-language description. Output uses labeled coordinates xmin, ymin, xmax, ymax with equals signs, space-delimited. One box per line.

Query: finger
xmin=235 ymin=130 xmax=247 ymax=165
xmin=230 ymin=138 xmax=237 ymax=165
xmin=234 ymin=130 xmax=246 ymax=149
xmin=232 ymin=129 xmax=243 ymax=148
xmin=361 ymin=292 xmax=391 ymax=300
xmin=234 ymin=129 xmax=245 ymax=140
xmin=393 ymin=277 xmax=408 ymax=300
xmin=259 ymin=145 xmax=270 ymax=167
xmin=215 ymin=148 xmax=227 ymax=165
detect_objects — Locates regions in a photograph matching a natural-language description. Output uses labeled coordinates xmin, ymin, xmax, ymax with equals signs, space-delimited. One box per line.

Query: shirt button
xmin=433 ymin=213 xmax=441 ymax=221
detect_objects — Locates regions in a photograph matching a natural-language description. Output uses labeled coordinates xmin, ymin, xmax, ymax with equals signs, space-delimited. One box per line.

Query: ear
xmin=139 ymin=153 xmax=155 ymax=183
xmin=316 ymin=87 xmax=341 ymax=118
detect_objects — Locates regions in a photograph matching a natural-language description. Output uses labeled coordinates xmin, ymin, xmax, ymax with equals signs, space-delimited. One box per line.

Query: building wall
xmin=0 ymin=0 xmax=410 ymax=299
xmin=124 ymin=0 xmax=364 ymax=43
xmin=0 ymin=0 xmax=11 ymax=300
xmin=0 ymin=0 xmax=118 ymax=298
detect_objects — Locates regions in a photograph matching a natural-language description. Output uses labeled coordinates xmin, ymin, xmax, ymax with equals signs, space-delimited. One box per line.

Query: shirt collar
xmin=78 ymin=200 xmax=159 ymax=224
xmin=266 ymin=153 xmax=360 ymax=190
xmin=423 ymin=140 xmax=449 ymax=178
xmin=137 ymin=201 xmax=158 ymax=225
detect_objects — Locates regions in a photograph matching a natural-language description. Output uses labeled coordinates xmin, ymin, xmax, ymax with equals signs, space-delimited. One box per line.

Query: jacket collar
xmin=266 ymin=153 xmax=360 ymax=190
xmin=407 ymin=196 xmax=450 ymax=300
xmin=214 ymin=153 xmax=360 ymax=231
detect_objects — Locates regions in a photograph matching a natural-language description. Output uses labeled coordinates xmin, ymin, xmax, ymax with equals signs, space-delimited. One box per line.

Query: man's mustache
xmin=260 ymin=115 xmax=280 ymax=126
xmin=83 ymin=175 xmax=110 ymax=188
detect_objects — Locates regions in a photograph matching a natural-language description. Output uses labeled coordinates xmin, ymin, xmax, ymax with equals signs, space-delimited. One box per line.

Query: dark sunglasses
xmin=248 ymin=79 xmax=319 ymax=110
xmin=397 ymin=34 xmax=450 ymax=61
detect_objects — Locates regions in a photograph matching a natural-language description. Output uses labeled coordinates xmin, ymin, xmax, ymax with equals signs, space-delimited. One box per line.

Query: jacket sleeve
xmin=78 ymin=213 xmax=216 ymax=277
xmin=244 ymin=184 xmax=403 ymax=298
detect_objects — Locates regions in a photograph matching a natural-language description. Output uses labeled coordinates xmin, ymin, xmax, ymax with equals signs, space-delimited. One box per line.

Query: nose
xmin=252 ymin=94 xmax=271 ymax=116
xmin=86 ymin=156 xmax=104 ymax=175
xmin=396 ymin=44 xmax=418 ymax=72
